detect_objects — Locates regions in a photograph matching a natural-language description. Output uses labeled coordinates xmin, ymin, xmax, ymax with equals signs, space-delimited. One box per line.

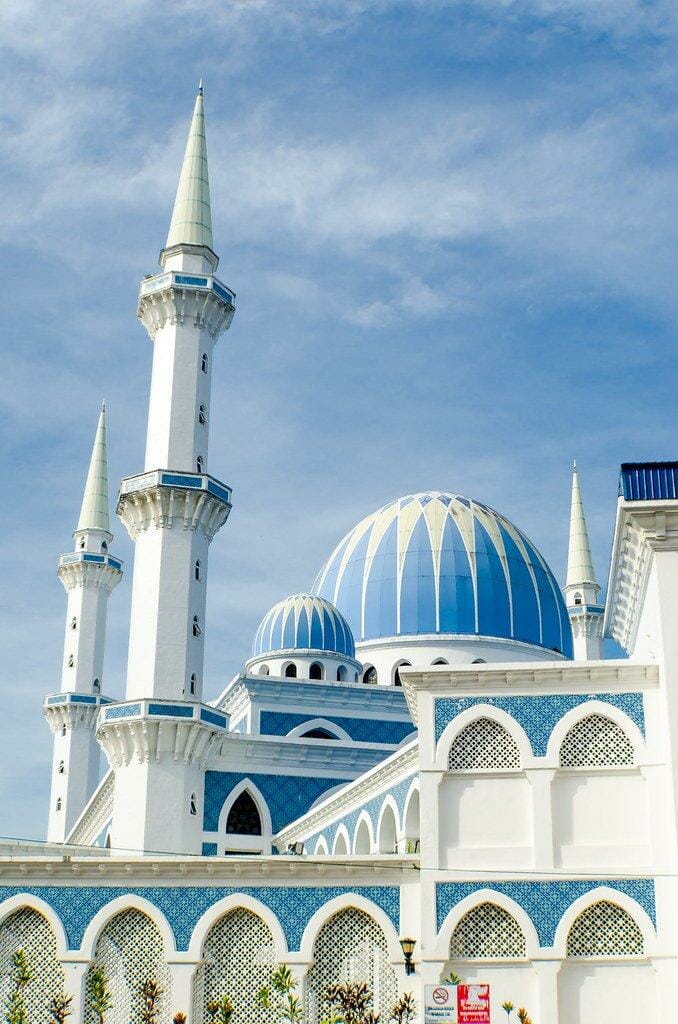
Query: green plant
xmin=206 ymin=996 xmax=234 ymax=1024
xmin=5 ymin=950 xmax=32 ymax=1024
xmin=441 ymin=972 xmax=462 ymax=986
xmin=502 ymin=1003 xmax=515 ymax=1020
xmin=258 ymin=964 xmax=303 ymax=1024
xmin=388 ymin=993 xmax=416 ymax=1024
xmin=88 ymin=965 xmax=112 ymax=1024
xmin=49 ymin=993 xmax=73 ymax=1024
xmin=321 ymin=981 xmax=379 ymax=1024
xmin=140 ymin=981 xmax=163 ymax=1024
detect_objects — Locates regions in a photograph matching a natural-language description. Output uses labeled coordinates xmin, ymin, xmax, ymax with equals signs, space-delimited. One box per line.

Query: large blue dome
xmin=252 ymin=594 xmax=356 ymax=658
xmin=312 ymin=492 xmax=572 ymax=657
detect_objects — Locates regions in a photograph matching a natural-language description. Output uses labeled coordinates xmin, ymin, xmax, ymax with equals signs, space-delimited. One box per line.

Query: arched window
xmin=101 ymin=540 xmax=108 ymax=552
xmin=92 ymin=679 xmax=100 ymax=693
xmin=393 ymin=661 xmax=411 ymax=686
xmin=57 ymin=760 xmax=65 ymax=775
xmin=309 ymin=662 xmax=323 ymax=680
xmin=301 ymin=728 xmax=335 ymax=740
xmin=67 ymin=654 xmax=74 ymax=668
xmin=79 ymin=537 xmax=86 ymax=549
xmin=560 ymin=714 xmax=634 ymax=768
xmin=336 ymin=665 xmax=348 ymax=681
xmin=472 ymin=658 xmax=487 ymax=664
xmin=284 ymin=662 xmax=297 ymax=678
xmin=574 ymin=592 xmax=583 ymax=605
xmin=450 ymin=903 xmax=527 ymax=959
xmin=193 ymin=909 xmax=275 ymax=1024
xmin=448 ymin=717 xmax=520 ymax=770
xmin=363 ymin=666 xmax=378 ymax=685
xmin=196 ymin=455 xmax=204 ymax=473
xmin=193 ymin=615 xmax=202 ymax=637
xmin=354 ymin=817 xmax=372 ymax=854
xmin=226 ymin=791 xmax=262 ymax=835
xmin=61 ymin=723 xmax=67 ymax=737
xmin=201 ymin=352 xmax=208 ymax=373
xmin=258 ymin=664 xmax=270 ymax=676
xmin=566 ymin=901 xmax=644 ymax=957
xmin=378 ymin=804 xmax=398 ymax=853
xmin=55 ymin=798 xmax=62 ymax=811
xmin=432 ymin=658 xmax=448 ymax=665
xmin=70 ymin=616 xmax=77 ymax=630
xmin=0 ymin=909 xmax=64 ymax=1022
xmin=198 ymin=404 xmax=207 ymax=425
xmin=189 ymin=673 xmax=197 ymax=695
xmin=194 ymin=559 xmax=201 ymax=581
xmin=189 ymin=793 xmax=197 ymax=816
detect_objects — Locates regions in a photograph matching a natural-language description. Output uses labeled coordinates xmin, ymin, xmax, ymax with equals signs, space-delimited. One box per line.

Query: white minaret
xmin=565 ymin=461 xmax=604 ymax=660
xmin=98 ymin=85 xmax=232 ymax=855
xmin=44 ymin=405 xmax=123 ymax=842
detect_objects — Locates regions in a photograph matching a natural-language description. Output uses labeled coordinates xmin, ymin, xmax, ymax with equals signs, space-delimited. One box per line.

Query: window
xmin=309 ymin=662 xmax=323 ymax=680
xmin=393 ymin=661 xmax=411 ymax=686
xmin=302 ymin=728 xmax=335 ymax=740
xmin=472 ymin=658 xmax=487 ymax=664
xmin=560 ymin=714 xmax=634 ymax=768
xmin=101 ymin=541 xmax=108 ymax=552
xmin=574 ymin=592 xmax=583 ymax=605
xmin=566 ymin=901 xmax=644 ymax=957
xmin=432 ymin=658 xmax=448 ymax=665
xmin=70 ymin=617 xmax=77 ymax=630
xmin=199 ymin=404 xmax=207 ymax=425
xmin=196 ymin=456 xmax=204 ymax=473
xmin=79 ymin=537 xmax=86 ymax=549
xmin=189 ymin=793 xmax=197 ymax=816
xmin=258 ymin=664 xmax=270 ymax=676
xmin=67 ymin=654 xmax=74 ymax=668
xmin=449 ymin=903 xmax=527 ymax=959
xmin=193 ymin=616 xmax=202 ymax=638
xmin=190 ymin=673 xmax=197 ymax=695
xmin=284 ymin=663 xmax=297 ymax=678
xmin=363 ymin=666 xmax=378 ymax=685
xmin=201 ymin=352 xmax=208 ymax=372
xmin=61 ymin=724 xmax=67 ymax=737
xmin=55 ymin=798 xmax=62 ymax=811
xmin=336 ymin=665 xmax=348 ymax=681
xmin=93 ymin=679 xmax=100 ymax=693
xmin=226 ymin=791 xmax=262 ymax=835
xmin=57 ymin=760 xmax=65 ymax=775
xmin=194 ymin=559 xmax=201 ymax=581
xmin=448 ymin=717 xmax=521 ymax=770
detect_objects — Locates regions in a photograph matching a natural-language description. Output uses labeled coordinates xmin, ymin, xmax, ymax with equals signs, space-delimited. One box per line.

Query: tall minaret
xmin=44 ymin=406 xmax=123 ymax=842
xmin=98 ymin=85 xmax=233 ymax=855
xmin=565 ymin=461 xmax=604 ymax=660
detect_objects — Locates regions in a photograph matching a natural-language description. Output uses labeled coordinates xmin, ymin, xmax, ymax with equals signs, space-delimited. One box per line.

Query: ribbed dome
xmin=252 ymin=594 xmax=356 ymax=658
xmin=312 ymin=492 xmax=572 ymax=657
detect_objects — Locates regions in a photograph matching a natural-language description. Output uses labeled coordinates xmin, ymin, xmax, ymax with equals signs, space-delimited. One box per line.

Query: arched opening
xmin=431 ymin=658 xmax=448 ymax=665
xmin=363 ymin=665 xmax=378 ymax=685
xmin=101 ymin=540 xmax=108 ymax=552
xmin=333 ymin=831 xmax=349 ymax=855
xmin=393 ymin=661 xmax=411 ymax=687
xmin=194 ymin=559 xmax=201 ymax=581
xmin=193 ymin=615 xmax=202 ymax=637
xmin=226 ymin=792 xmax=262 ymax=836
xmin=55 ymin=798 xmax=62 ymax=811
xmin=404 ymin=787 xmax=420 ymax=852
xmin=67 ymin=654 xmax=74 ymax=668
xmin=309 ymin=662 xmax=324 ymax=680
xmin=85 ymin=910 xmax=171 ymax=1024
xmin=57 ymin=760 xmax=65 ymax=774
xmin=448 ymin=718 xmax=521 ymax=770
xmin=61 ymin=723 xmax=67 ymax=737
xmin=258 ymin=664 xmax=270 ymax=676
xmin=189 ymin=793 xmax=197 ymax=816
xmin=0 ymin=909 xmax=64 ymax=1021
xmin=336 ymin=665 xmax=348 ymax=681
xmin=201 ymin=352 xmax=208 ymax=372
xmin=196 ymin=456 xmax=204 ymax=473
xmin=189 ymin=673 xmax=197 ymax=695
xmin=560 ymin=714 xmax=634 ymax=768
xmin=314 ymin=836 xmax=329 ymax=855
xmin=70 ymin=616 xmax=77 ymax=630
xmin=284 ymin=663 xmax=297 ymax=678
xmin=192 ymin=909 xmax=276 ymax=1024
xmin=92 ymin=678 xmax=101 ymax=693
xmin=377 ymin=803 xmax=398 ymax=853
xmin=301 ymin=728 xmax=335 ymax=740
xmin=354 ymin=818 xmax=372 ymax=854
xmin=573 ymin=592 xmax=583 ymax=606
xmin=79 ymin=537 xmax=86 ymax=549
xmin=472 ymin=658 xmax=487 ymax=664
xmin=305 ymin=908 xmax=397 ymax=1024
xmin=198 ymin=404 xmax=207 ymax=426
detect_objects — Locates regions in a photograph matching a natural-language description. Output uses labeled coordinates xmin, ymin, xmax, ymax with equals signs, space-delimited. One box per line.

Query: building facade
xmin=2 ymin=88 xmax=677 ymax=1024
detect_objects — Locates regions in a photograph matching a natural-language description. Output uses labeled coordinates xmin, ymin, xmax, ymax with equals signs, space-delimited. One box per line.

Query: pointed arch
xmin=0 ymin=904 xmax=65 ymax=1021
xmin=286 ymin=718 xmax=351 ymax=741
xmin=436 ymin=704 xmax=531 ymax=769
xmin=187 ymin=894 xmax=288 ymax=961
xmin=217 ymin=778 xmax=273 ymax=837
xmin=545 ymin=701 xmax=645 ymax=766
xmin=552 ymin=887 xmax=657 ymax=959
xmin=79 ymin=894 xmax=176 ymax=959
xmin=353 ymin=811 xmax=374 ymax=854
xmin=403 ymin=780 xmax=420 ymax=851
xmin=434 ymin=889 xmax=540 ymax=960
xmin=376 ymin=796 xmax=400 ymax=853
xmin=0 ymin=894 xmax=68 ymax=956
xmin=332 ymin=825 xmax=351 ymax=855
xmin=314 ymin=835 xmax=329 ymax=855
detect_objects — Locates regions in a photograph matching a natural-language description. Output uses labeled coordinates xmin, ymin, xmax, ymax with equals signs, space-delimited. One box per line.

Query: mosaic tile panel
xmin=303 ymin=774 xmax=417 ymax=852
xmin=260 ymin=711 xmax=415 ymax=745
xmin=203 ymin=772 xmax=347 ymax=832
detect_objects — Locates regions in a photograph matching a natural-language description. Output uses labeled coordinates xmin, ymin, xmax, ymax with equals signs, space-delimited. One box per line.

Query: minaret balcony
xmin=117 ymin=469 xmax=232 ymax=541
xmin=57 ymin=551 xmax=123 ymax=591
xmin=137 ymin=270 xmax=235 ymax=340
xmin=43 ymin=692 xmax=115 ymax=734
xmin=96 ymin=698 xmax=229 ymax=768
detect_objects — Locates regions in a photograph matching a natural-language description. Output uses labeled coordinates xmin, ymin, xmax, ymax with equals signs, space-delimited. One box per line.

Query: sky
xmin=1 ymin=0 xmax=677 ymax=839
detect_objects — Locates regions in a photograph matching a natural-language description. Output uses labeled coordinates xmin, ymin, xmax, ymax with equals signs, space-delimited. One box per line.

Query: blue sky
xmin=1 ymin=0 xmax=677 ymax=838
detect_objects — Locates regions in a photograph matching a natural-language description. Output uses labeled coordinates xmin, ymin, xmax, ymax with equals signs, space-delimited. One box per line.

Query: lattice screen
xmin=560 ymin=715 xmax=634 ymax=768
xmin=192 ymin=908 xmax=276 ymax=1024
xmin=0 ymin=908 xmax=65 ymax=1023
xmin=84 ymin=910 xmax=172 ymax=1024
xmin=449 ymin=902 xmax=527 ymax=959
xmin=566 ymin=901 xmax=644 ymax=957
xmin=305 ymin=908 xmax=397 ymax=1024
xmin=448 ymin=718 xmax=520 ymax=770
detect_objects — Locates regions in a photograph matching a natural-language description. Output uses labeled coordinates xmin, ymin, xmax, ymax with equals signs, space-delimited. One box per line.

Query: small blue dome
xmin=252 ymin=594 xmax=356 ymax=659
xmin=312 ymin=492 xmax=572 ymax=658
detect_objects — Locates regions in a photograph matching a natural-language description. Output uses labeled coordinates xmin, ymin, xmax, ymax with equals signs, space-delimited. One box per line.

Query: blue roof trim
xmin=619 ymin=462 xmax=678 ymax=501
xmin=148 ymin=703 xmax=193 ymax=719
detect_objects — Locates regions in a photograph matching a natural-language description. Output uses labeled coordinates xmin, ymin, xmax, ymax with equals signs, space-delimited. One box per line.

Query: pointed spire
xmin=165 ymin=84 xmax=213 ymax=252
xmin=76 ymin=404 xmax=110 ymax=534
xmin=566 ymin=461 xmax=597 ymax=588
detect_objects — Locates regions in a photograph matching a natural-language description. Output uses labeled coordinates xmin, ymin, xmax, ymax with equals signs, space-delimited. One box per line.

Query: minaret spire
xmin=564 ymin=461 xmax=603 ymax=661
xmin=163 ymin=83 xmax=214 ymax=259
xmin=566 ymin=460 xmax=597 ymax=589
xmin=76 ymin=403 xmax=110 ymax=535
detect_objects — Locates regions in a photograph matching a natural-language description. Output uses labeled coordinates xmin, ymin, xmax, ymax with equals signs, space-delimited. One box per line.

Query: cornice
xmin=275 ymin=740 xmax=419 ymax=846
xmin=212 ymin=732 xmax=396 ymax=775
xmin=217 ymin=675 xmax=410 ymax=718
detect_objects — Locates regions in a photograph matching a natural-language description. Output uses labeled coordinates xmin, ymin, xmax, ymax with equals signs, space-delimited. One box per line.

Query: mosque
xmin=1 ymin=86 xmax=678 ymax=1024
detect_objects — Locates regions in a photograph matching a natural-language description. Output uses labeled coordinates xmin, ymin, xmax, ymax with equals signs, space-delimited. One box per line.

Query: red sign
xmin=457 ymin=985 xmax=490 ymax=1024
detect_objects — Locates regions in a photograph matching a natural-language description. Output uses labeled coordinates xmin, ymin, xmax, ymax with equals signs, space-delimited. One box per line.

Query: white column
xmin=533 ymin=959 xmax=560 ymax=1023
xmin=61 ymin=960 xmax=89 ymax=1024
xmin=526 ymin=768 xmax=555 ymax=869
xmin=168 ymin=961 xmax=199 ymax=1023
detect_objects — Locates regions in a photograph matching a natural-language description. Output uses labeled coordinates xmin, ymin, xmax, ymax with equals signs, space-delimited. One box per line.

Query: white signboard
xmin=425 ymin=986 xmax=458 ymax=1024
xmin=425 ymin=984 xmax=491 ymax=1024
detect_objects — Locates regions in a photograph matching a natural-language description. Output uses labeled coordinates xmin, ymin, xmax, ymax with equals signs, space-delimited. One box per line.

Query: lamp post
xmin=399 ymin=937 xmax=416 ymax=975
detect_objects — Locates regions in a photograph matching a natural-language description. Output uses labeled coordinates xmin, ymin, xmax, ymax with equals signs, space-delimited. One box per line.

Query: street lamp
xmin=399 ymin=937 xmax=416 ymax=975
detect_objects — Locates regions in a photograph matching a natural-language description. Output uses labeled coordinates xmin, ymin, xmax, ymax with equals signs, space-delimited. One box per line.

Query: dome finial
xmin=76 ymin=405 xmax=111 ymax=534
xmin=164 ymin=84 xmax=213 ymax=253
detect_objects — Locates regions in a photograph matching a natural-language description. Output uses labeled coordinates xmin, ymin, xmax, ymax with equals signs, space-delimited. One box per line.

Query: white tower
xmin=565 ymin=461 xmax=604 ymax=660
xmin=44 ymin=405 xmax=123 ymax=842
xmin=98 ymin=85 xmax=232 ymax=855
